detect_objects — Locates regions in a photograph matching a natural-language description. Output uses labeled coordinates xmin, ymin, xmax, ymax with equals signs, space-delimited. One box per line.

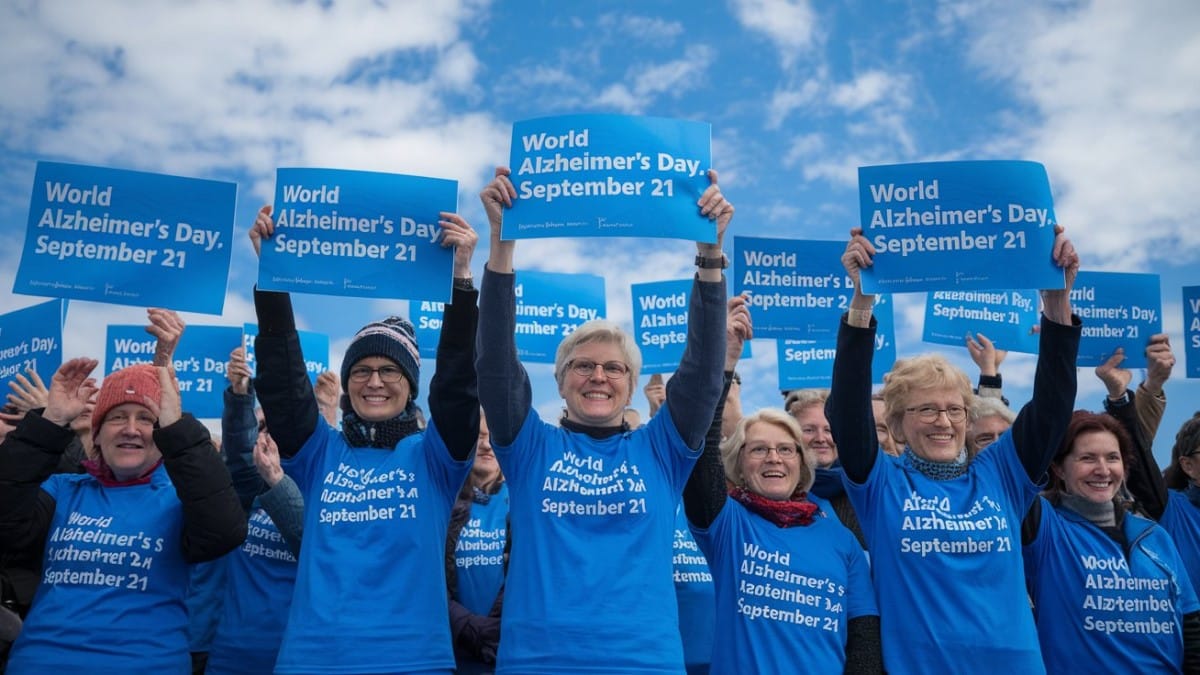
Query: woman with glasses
xmin=1022 ymin=411 xmax=1200 ymax=672
xmin=684 ymin=295 xmax=880 ymax=673
xmin=827 ymin=225 xmax=1082 ymax=674
xmin=475 ymin=166 xmax=732 ymax=673
xmin=246 ymin=205 xmax=482 ymax=674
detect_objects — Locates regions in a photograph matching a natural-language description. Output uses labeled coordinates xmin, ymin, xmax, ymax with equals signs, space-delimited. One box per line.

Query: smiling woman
xmin=1022 ymin=411 xmax=1200 ymax=672
xmin=247 ymin=202 xmax=483 ymax=674
xmin=0 ymin=359 xmax=246 ymax=672
xmin=827 ymin=223 xmax=1082 ymax=673
xmin=475 ymin=165 xmax=731 ymax=673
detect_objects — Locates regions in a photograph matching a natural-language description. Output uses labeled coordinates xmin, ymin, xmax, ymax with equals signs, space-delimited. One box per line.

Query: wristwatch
xmin=694 ymin=253 xmax=728 ymax=269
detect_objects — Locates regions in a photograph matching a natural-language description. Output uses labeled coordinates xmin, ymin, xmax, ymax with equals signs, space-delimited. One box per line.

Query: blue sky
xmin=1 ymin=0 xmax=1198 ymax=463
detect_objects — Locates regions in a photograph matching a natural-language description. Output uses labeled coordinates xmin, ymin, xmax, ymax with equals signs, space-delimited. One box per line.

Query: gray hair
xmin=720 ymin=408 xmax=816 ymax=496
xmin=553 ymin=320 xmax=642 ymax=389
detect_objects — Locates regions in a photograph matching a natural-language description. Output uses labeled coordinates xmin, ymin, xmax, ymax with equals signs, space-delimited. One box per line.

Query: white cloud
xmin=830 ymin=70 xmax=901 ymax=112
xmin=598 ymin=13 xmax=685 ymax=42
xmin=950 ymin=0 xmax=1200 ymax=268
xmin=728 ymin=0 xmax=818 ymax=67
xmin=595 ymin=45 xmax=715 ymax=113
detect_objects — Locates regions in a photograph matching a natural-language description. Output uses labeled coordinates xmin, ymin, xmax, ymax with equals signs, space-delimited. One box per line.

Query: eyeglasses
xmin=348 ymin=365 xmax=406 ymax=383
xmin=567 ymin=359 xmax=629 ymax=380
xmin=905 ymin=405 xmax=968 ymax=423
xmin=743 ymin=444 xmax=799 ymax=459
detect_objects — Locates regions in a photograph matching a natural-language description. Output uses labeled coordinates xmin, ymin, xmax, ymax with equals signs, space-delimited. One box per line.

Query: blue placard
xmin=631 ymin=279 xmax=693 ymax=374
xmin=505 ymin=114 xmax=714 ymax=241
xmin=512 ymin=270 xmax=606 ymax=363
xmin=734 ymin=237 xmax=853 ymax=338
xmin=856 ymin=160 xmax=1061 ymax=294
xmin=14 ymin=161 xmax=236 ymax=314
xmin=1072 ymin=271 xmax=1162 ymax=368
xmin=0 ymin=300 xmax=64 ymax=386
xmin=777 ymin=295 xmax=897 ymax=388
xmin=106 ymin=325 xmax=242 ymax=419
xmin=242 ymin=324 xmax=330 ymax=385
xmin=259 ymin=168 xmax=458 ymax=302
xmin=922 ymin=289 xmax=1040 ymax=354
xmin=411 ymin=299 xmax=445 ymax=361
xmin=1185 ymin=286 xmax=1200 ymax=379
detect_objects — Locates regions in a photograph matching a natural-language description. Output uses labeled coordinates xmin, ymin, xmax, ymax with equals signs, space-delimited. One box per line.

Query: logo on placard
xmin=597 ymin=216 xmax=632 ymax=230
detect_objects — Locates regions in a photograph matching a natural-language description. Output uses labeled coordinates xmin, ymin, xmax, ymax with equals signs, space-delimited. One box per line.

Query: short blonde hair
xmin=720 ymin=408 xmax=816 ymax=496
xmin=881 ymin=354 xmax=974 ymax=440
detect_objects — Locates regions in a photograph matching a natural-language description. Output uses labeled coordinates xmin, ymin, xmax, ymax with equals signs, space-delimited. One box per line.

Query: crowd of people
xmin=1 ymin=165 xmax=1198 ymax=675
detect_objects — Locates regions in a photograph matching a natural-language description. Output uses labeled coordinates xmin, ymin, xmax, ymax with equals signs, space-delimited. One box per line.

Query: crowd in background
xmin=2 ymin=165 xmax=1199 ymax=675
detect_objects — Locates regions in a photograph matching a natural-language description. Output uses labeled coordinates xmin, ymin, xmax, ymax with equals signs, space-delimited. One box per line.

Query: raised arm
xmin=150 ymin=367 xmax=248 ymax=562
xmin=827 ymin=228 xmax=880 ymax=484
xmin=684 ymin=294 xmax=749 ymax=528
xmin=1136 ymin=333 xmax=1174 ymax=445
xmin=643 ymin=374 xmax=666 ymax=419
xmin=967 ymin=332 xmax=1008 ymax=404
xmin=1009 ymin=224 xmax=1082 ymax=481
xmin=314 ymin=371 xmax=340 ymax=428
xmin=5 ymin=368 xmax=48 ymax=415
xmin=249 ymin=204 xmax=319 ymax=458
xmin=475 ymin=167 xmax=531 ymax=446
xmin=146 ymin=308 xmax=185 ymax=368
xmin=0 ymin=358 xmax=98 ymax=552
xmin=663 ymin=170 xmax=731 ymax=448
xmin=1101 ymin=336 xmax=1175 ymax=519
xmin=428 ymin=211 xmax=481 ymax=461
xmin=222 ymin=346 xmax=263 ymax=513
xmin=254 ymin=434 xmax=304 ymax=557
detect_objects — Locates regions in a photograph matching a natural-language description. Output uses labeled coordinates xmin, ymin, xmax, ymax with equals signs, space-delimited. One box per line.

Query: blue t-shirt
xmin=455 ymin=482 xmax=509 ymax=616
xmin=205 ymin=504 xmax=299 ymax=675
xmin=7 ymin=465 xmax=190 ymax=674
xmin=1159 ymin=490 xmax=1200 ymax=594
xmin=691 ymin=499 xmax=875 ymax=674
xmin=493 ymin=405 xmax=700 ymax=674
xmin=273 ymin=420 xmax=469 ymax=674
xmin=1024 ymin=497 xmax=1200 ymax=673
xmin=844 ymin=433 xmax=1044 ymax=674
xmin=672 ymin=504 xmax=715 ymax=670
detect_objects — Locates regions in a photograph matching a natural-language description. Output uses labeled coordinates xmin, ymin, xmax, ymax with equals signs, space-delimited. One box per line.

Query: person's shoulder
xmin=46 ymin=471 xmax=94 ymax=490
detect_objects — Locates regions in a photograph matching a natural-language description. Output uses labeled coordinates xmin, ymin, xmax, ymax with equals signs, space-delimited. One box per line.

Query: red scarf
xmin=729 ymin=486 xmax=818 ymax=528
xmin=82 ymin=458 xmax=162 ymax=487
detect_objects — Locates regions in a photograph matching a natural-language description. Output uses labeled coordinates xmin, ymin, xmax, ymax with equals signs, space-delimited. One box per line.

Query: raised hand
xmin=253 ymin=433 xmax=284 ymax=487
xmin=1040 ymin=224 xmax=1080 ymax=325
xmin=1094 ymin=348 xmax=1133 ymax=400
xmin=965 ymin=333 xmax=1007 ymax=378
xmin=726 ymin=293 xmax=753 ymax=372
xmin=227 ymin=346 xmax=252 ymax=396
xmin=643 ymin=373 xmax=666 ymax=419
xmin=42 ymin=358 xmax=100 ymax=427
xmin=438 ymin=212 xmax=479 ymax=279
xmin=150 ymin=366 xmax=182 ymax=428
xmin=146 ymin=308 xmax=186 ymax=367
xmin=841 ymin=227 xmax=875 ymax=290
xmin=6 ymin=368 xmax=49 ymax=412
xmin=479 ymin=167 xmax=517 ymax=273
xmin=697 ymin=169 xmax=734 ymax=253
xmin=248 ymin=204 xmax=274 ymax=258
xmin=1143 ymin=334 xmax=1175 ymax=395
xmin=315 ymin=370 xmax=341 ymax=427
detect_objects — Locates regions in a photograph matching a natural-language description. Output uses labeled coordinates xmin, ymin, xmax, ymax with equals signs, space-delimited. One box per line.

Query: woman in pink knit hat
xmin=0 ymin=358 xmax=246 ymax=673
